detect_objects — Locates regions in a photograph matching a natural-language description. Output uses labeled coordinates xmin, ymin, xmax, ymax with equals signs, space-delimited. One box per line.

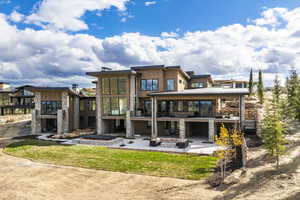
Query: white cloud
xmin=119 ymin=12 xmax=134 ymax=22
xmin=9 ymin=10 xmax=25 ymax=22
xmin=145 ymin=1 xmax=156 ymax=6
xmin=26 ymin=0 xmax=130 ymax=31
xmin=161 ymin=32 xmax=179 ymax=38
xmin=1 ymin=6 xmax=300 ymax=86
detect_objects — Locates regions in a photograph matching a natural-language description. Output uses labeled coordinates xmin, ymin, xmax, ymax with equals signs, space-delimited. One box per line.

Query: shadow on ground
xmin=213 ymin=144 xmax=300 ymax=200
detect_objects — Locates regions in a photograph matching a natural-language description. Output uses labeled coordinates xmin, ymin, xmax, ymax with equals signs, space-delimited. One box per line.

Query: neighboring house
xmin=87 ymin=65 xmax=249 ymax=146
xmin=214 ymin=80 xmax=249 ymax=88
xmin=0 ymin=84 xmax=35 ymax=115
xmin=30 ymin=87 xmax=80 ymax=134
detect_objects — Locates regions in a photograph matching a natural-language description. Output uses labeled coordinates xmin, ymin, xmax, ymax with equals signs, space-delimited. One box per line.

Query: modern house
xmin=0 ymin=83 xmax=35 ymax=116
xmin=30 ymin=87 xmax=80 ymax=134
xmin=86 ymin=65 xmax=249 ymax=146
xmin=214 ymin=80 xmax=249 ymax=88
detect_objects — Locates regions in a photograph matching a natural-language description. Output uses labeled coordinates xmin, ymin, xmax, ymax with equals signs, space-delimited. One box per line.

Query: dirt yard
xmin=0 ymin=123 xmax=300 ymax=199
xmin=0 ymin=149 xmax=221 ymax=200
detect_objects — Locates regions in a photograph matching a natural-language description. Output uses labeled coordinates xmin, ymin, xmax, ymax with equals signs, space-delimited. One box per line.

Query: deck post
xmin=32 ymin=92 xmax=41 ymax=134
xmin=179 ymin=119 xmax=186 ymax=142
xmin=57 ymin=110 xmax=63 ymax=134
xmin=62 ymin=91 xmax=70 ymax=133
xmin=126 ymin=75 xmax=136 ymax=138
xmin=151 ymin=97 xmax=158 ymax=140
xmin=126 ymin=110 xmax=134 ymax=138
xmin=73 ymin=96 xmax=80 ymax=130
xmin=208 ymin=119 xmax=215 ymax=142
xmin=239 ymin=95 xmax=245 ymax=131
xmin=96 ymin=78 xmax=104 ymax=135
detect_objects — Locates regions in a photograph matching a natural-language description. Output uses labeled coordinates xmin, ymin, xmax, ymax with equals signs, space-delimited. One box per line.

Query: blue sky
xmin=0 ymin=0 xmax=300 ymax=87
xmin=1 ymin=0 xmax=299 ymax=37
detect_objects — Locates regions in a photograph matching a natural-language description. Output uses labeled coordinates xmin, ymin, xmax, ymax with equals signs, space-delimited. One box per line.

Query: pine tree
xmin=262 ymin=75 xmax=286 ymax=169
xmin=249 ymin=68 xmax=254 ymax=95
xmin=257 ymin=70 xmax=264 ymax=104
xmin=286 ymin=68 xmax=300 ymax=121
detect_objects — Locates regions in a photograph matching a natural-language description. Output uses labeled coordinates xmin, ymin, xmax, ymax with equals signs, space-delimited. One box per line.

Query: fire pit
xmin=81 ymin=135 xmax=116 ymax=140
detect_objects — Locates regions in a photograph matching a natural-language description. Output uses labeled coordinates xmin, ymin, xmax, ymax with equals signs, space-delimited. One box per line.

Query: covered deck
xmin=146 ymin=88 xmax=249 ymax=146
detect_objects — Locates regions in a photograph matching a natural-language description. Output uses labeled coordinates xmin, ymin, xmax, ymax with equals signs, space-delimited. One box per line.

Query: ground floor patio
xmin=38 ymin=134 xmax=223 ymax=155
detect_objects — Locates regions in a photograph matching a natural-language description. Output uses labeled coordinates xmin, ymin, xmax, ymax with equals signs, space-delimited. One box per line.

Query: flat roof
xmin=148 ymin=87 xmax=249 ymax=96
xmin=28 ymin=87 xmax=79 ymax=96
xmin=86 ymin=70 xmax=136 ymax=77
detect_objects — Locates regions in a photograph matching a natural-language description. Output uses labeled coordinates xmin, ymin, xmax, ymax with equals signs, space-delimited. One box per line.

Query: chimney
xmin=72 ymin=84 xmax=79 ymax=93
xmin=186 ymin=71 xmax=194 ymax=76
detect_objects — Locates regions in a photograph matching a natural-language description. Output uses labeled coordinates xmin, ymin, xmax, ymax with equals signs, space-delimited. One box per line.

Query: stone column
xmin=239 ymin=95 xmax=245 ymax=131
xmin=179 ymin=119 xmax=186 ymax=142
xmin=31 ymin=110 xmax=37 ymax=134
xmin=129 ymin=75 xmax=136 ymax=113
xmin=62 ymin=92 xmax=70 ymax=133
xmin=57 ymin=110 xmax=63 ymax=134
xmin=126 ymin=111 xmax=134 ymax=138
xmin=96 ymin=78 xmax=104 ymax=135
xmin=208 ymin=119 xmax=215 ymax=142
xmin=125 ymin=75 xmax=136 ymax=138
xmin=32 ymin=92 xmax=41 ymax=134
xmin=151 ymin=97 xmax=158 ymax=140
xmin=217 ymin=98 xmax=221 ymax=113
xmin=73 ymin=96 xmax=80 ymax=130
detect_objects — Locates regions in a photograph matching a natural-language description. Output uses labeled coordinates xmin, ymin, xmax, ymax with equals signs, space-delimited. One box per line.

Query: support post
xmin=179 ymin=119 xmax=186 ymax=142
xmin=208 ymin=119 xmax=215 ymax=142
xmin=151 ymin=97 xmax=158 ymax=140
xmin=96 ymin=78 xmax=103 ymax=135
xmin=62 ymin=92 xmax=70 ymax=133
xmin=57 ymin=110 xmax=63 ymax=134
xmin=126 ymin=110 xmax=134 ymax=138
xmin=32 ymin=92 xmax=41 ymax=134
xmin=73 ymin=96 xmax=80 ymax=130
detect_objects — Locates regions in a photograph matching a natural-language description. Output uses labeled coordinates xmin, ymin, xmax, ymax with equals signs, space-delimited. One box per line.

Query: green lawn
xmin=4 ymin=139 xmax=218 ymax=180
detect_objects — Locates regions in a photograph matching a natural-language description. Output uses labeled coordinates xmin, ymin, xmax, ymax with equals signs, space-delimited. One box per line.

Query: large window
xmin=102 ymin=97 xmax=128 ymax=116
xmin=236 ymin=83 xmax=244 ymax=88
xmin=141 ymin=79 xmax=158 ymax=91
xmin=187 ymin=100 xmax=213 ymax=117
xmin=80 ymin=100 xmax=85 ymax=111
xmin=41 ymin=101 xmax=62 ymax=115
xmin=191 ymin=82 xmax=204 ymax=88
xmin=144 ymin=100 xmax=152 ymax=116
xmin=102 ymin=78 xmax=110 ymax=94
xmin=101 ymin=77 xmax=127 ymax=95
xmin=167 ymin=79 xmax=175 ymax=91
xmin=0 ymin=93 xmax=10 ymax=106
xmin=87 ymin=99 xmax=96 ymax=111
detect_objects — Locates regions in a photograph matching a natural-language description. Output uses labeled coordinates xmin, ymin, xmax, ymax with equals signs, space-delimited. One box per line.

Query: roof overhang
xmin=86 ymin=70 xmax=136 ymax=77
xmin=28 ymin=87 xmax=79 ymax=96
xmin=148 ymin=88 xmax=249 ymax=97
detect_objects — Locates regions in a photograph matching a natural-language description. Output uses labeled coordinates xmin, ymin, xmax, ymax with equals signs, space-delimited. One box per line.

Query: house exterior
xmin=0 ymin=84 xmax=35 ymax=115
xmin=87 ymin=65 xmax=249 ymax=146
xmin=30 ymin=87 xmax=80 ymax=134
xmin=214 ymin=80 xmax=249 ymax=88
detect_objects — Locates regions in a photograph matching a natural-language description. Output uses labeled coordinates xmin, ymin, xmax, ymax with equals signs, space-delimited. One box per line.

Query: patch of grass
xmin=4 ymin=139 xmax=218 ymax=180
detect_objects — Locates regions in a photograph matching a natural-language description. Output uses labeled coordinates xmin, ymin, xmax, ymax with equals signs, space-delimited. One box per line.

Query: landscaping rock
xmin=223 ymin=169 xmax=247 ymax=185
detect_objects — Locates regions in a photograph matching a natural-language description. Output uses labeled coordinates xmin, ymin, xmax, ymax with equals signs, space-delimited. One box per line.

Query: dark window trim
xmin=166 ymin=79 xmax=176 ymax=91
xmin=140 ymin=79 xmax=159 ymax=91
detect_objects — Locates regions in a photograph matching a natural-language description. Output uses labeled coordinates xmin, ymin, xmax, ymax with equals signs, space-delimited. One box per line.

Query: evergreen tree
xmin=262 ymin=75 xmax=286 ymax=169
xmin=257 ymin=70 xmax=264 ymax=104
xmin=286 ymin=68 xmax=300 ymax=121
xmin=248 ymin=68 xmax=254 ymax=95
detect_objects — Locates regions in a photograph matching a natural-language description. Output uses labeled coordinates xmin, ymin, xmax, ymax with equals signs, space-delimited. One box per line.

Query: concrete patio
xmin=38 ymin=134 xmax=222 ymax=155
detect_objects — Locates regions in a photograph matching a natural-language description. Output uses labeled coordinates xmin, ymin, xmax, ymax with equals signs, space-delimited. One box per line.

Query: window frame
xmin=140 ymin=79 xmax=159 ymax=91
xmin=167 ymin=79 xmax=176 ymax=91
